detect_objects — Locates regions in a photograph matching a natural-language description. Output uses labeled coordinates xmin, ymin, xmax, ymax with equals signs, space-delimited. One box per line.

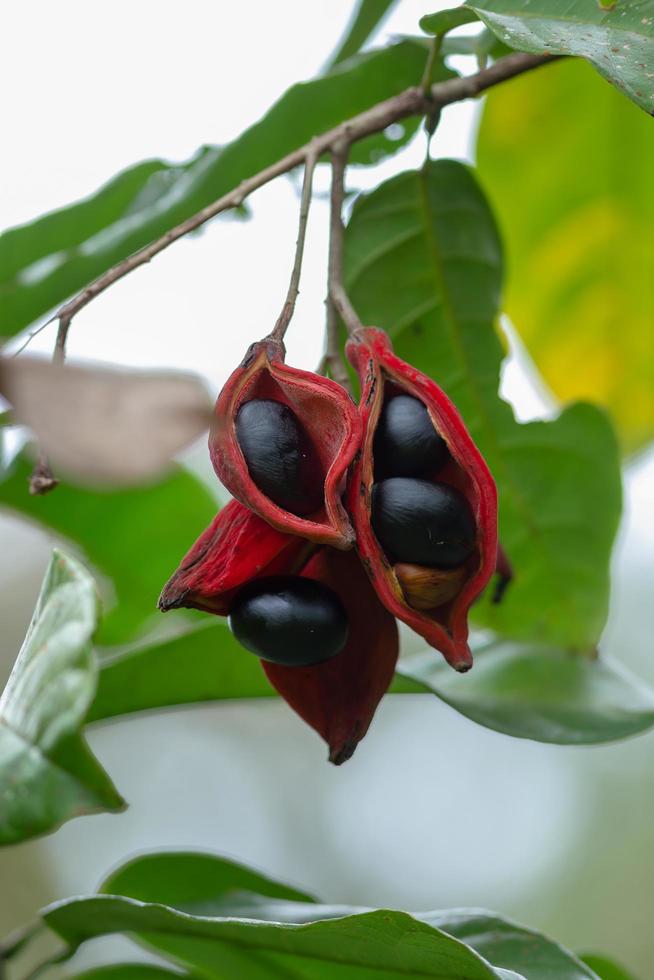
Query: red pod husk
xmin=159 ymin=500 xmax=398 ymax=764
xmin=158 ymin=498 xmax=309 ymax=615
xmin=210 ymin=338 xmax=361 ymax=549
xmin=262 ymin=547 xmax=399 ymax=765
xmin=346 ymin=327 xmax=498 ymax=672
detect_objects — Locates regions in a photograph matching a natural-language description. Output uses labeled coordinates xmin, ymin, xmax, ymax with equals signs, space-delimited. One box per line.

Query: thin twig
xmin=269 ymin=149 xmax=318 ymax=342
xmin=421 ymin=34 xmax=443 ymax=95
xmin=323 ymin=296 xmax=351 ymax=391
xmin=327 ymin=144 xmax=362 ymax=337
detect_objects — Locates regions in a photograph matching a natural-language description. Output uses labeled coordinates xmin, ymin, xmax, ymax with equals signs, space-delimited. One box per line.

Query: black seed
xmin=236 ymin=399 xmax=322 ymax=515
xmin=371 ymin=477 xmax=475 ymax=568
xmin=373 ymin=395 xmax=448 ymax=478
xmin=229 ymin=576 xmax=349 ymax=667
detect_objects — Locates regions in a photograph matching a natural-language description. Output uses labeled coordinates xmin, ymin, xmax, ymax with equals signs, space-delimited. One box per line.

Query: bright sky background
xmin=2 ymin=3 xmax=654 ymax=974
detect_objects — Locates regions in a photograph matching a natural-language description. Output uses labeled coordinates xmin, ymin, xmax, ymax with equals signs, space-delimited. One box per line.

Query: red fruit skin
xmin=209 ymin=338 xmax=361 ymax=550
xmin=159 ymin=500 xmax=398 ymax=764
xmin=346 ymin=327 xmax=498 ymax=672
xmin=158 ymin=498 xmax=309 ymax=615
xmin=263 ymin=548 xmax=399 ymax=765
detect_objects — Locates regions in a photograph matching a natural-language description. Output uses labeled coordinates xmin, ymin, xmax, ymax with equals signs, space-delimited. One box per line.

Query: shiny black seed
xmin=374 ymin=395 xmax=448 ymax=478
xmin=371 ymin=477 xmax=475 ymax=569
xmin=229 ymin=576 xmax=349 ymax=666
xmin=236 ymin=399 xmax=322 ymax=515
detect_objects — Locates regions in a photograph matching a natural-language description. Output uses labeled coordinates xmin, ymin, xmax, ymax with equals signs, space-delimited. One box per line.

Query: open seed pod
xmin=210 ymin=338 xmax=361 ymax=549
xmin=262 ymin=547 xmax=399 ymax=765
xmin=346 ymin=327 xmax=498 ymax=672
xmin=158 ymin=498 xmax=309 ymax=615
xmin=159 ymin=500 xmax=398 ymax=764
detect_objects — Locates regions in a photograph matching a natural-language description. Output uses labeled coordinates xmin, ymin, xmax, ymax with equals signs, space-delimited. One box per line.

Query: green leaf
xmin=327 ymin=0 xmax=399 ymax=67
xmin=476 ymin=57 xmax=654 ymax=452
xmin=0 ymin=452 xmax=217 ymax=644
xmin=100 ymin=851 xmax=316 ymax=912
xmin=0 ymin=550 xmax=124 ymax=846
xmin=89 ymin=621 xmax=273 ymax=723
xmin=396 ymin=640 xmax=654 ymax=743
xmin=41 ymin=851 xmax=603 ymax=980
xmin=466 ymin=0 xmax=654 ymax=114
xmin=68 ymin=968 xmax=198 ymax=980
xmin=344 ymin=160 xmax=622 ymax=650
xmin=92 ymin=621 xmax=654 ymax=747
xmin=422 ymin=910 xmax=598 ymax=980
xmin=43 ymin=896 xmax=513 ymax=980
xmin=420 ymin=7 xmax=480 ymax=35
xmin=0 ymin=41 xmax=444 ymax=338
xmin=581 ymin=954 xmax=640 ymax=980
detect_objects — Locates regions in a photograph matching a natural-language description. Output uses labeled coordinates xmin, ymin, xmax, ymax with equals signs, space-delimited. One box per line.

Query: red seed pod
xmin=262 ymin=547 xmax=399 ymax=765
xmin=159 ymin=500 xmax=398 ymax=764
xmin=158 ymin=498 xmax=309 ymax=615
xmin=209 ymin=338 xmax=361 ymax=549
xmin=345 ymin=327 xmax=498 ymax=672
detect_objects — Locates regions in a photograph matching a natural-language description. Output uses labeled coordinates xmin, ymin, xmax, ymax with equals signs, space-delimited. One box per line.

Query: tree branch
xmin=43 ymin=52 xmax=553 ymax=352
xmin=25 ymin=51 xmax=555 ymax=493
xmin=270 ymin=149 xmax=318 ymax=342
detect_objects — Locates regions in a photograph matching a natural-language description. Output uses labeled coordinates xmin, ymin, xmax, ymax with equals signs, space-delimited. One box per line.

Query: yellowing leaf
xmin=476 ymin=58 xmax=654 ymax=451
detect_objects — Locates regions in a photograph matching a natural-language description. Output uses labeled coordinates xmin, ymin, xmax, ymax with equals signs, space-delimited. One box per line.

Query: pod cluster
xmin=160 ymin=328 xmax=499 ymax=760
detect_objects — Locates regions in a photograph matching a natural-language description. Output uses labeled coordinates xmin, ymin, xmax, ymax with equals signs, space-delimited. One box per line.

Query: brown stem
xmin=270 ymin=150 xmax=318 ymax=342
xmin=324 ymin=296 xmax=351 ymax=391
xmin=327 ymin=145 xmax=362 ymax=336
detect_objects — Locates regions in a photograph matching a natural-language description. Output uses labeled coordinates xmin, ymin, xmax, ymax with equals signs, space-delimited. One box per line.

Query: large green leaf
xmin=327 ymin=0 xmax=399 ymax=67
xmin=397 ymin=641 xmax=654 ymax=743
xmin=90 ymin=852 xmax=600 ymax=980
xmin=466 ymin=0 xmax=654 ymax=114
xmin=0 ymin=550 xmax=123 ymax=845
xmin=100 ymin=852 xmax=316 ymax=911
xmin=44 ymin=897 xmax=514 ymax=980
xmin=0 ymin=41 xmax=447 ymax=338
xmin=344 ymin=159 xmax=622 ymax=650
xmin=41 ymin=852 xmax=605 ymax=979
xmin=580 ymin=954 xmax=640 ymax=980
xmin=476 ymin=57 xmax=654 ymax=451
xmin=0 ymin=452 xmax=216 ymax=644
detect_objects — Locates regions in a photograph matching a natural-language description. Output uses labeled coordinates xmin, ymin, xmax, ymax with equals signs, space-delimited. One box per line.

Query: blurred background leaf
xmin=580 ymin=954 xmax=640 ymax=980
xmin=476 ymin=58 xmax=654 ymax=452
xmin=344 ymin=159 xmax=622 ymax=649
xmin=326 ymin=0 xmax=399 ymax=68
xmin=89 ymin=622 xmax=273 ymax=723
xmin=0 ymin=452 xmax=216 ymax=644
xmin=0 ymin=40 xmax=449 ymax=338
xmin=467 ymin=0 xmax=654 ymax=113
xmin=0 ymin=551 xmax=123 ymax=846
